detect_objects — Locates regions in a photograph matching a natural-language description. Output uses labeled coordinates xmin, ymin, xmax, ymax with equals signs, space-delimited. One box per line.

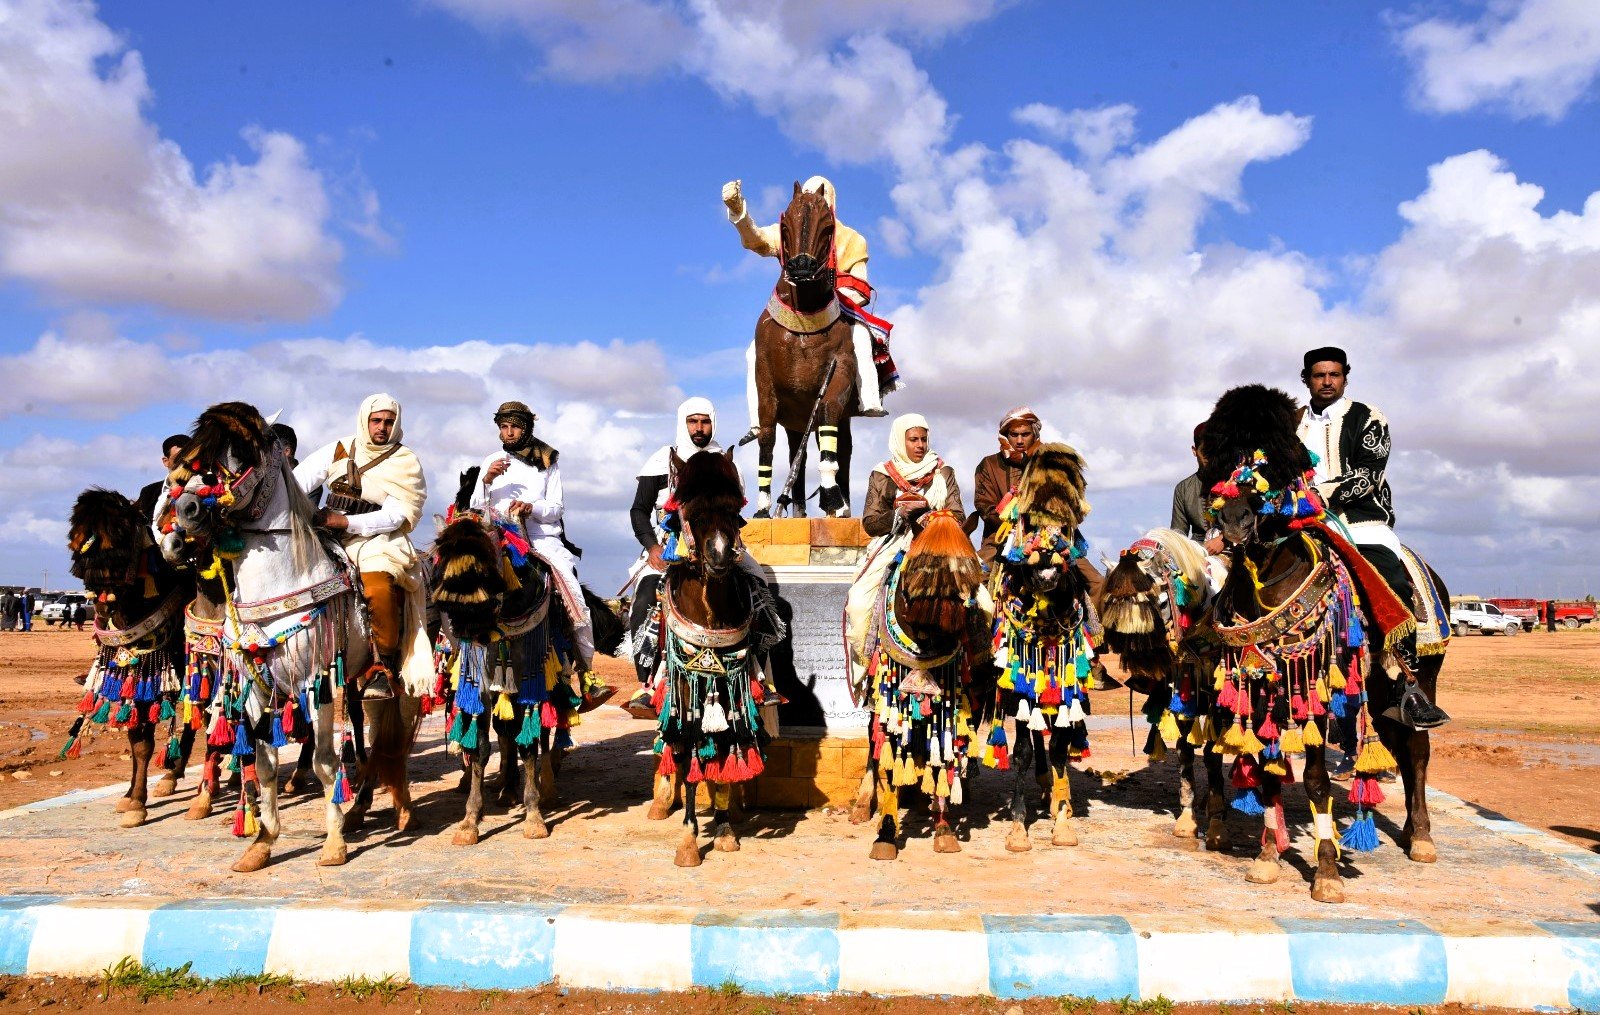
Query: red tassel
xmin=147 ymin=704 xmax=161 ymax=724
xmin=77 ymin=688 xmax=96 ymax=713
xmin=281 ymin=701 xmax=295 ymax=736
xmin=688 ymin=756 xmax=703 ymax=783
xmin=231 ymin=802 xmax=246 ymax=838
xmin=66 ymin=739 xmax=83 ymax=760
xmin=993 ymin=744 xmax=1010 ymax=770
xmin=199 ymin=677 xmax=211 ymax=701
xmin=744 ymin=750 xmax=764 ymax=778
xmin=118 ymin=675 xmax=135 ymax=700
xmin=1218 ymin=680 xmax=1238 ymax=712
xmin=540 ymin=701 xmax=558 ymax=727
xmin=418 ymin=693 xmax=436 ymax=716
xmin=748 ymin=679 xmax=765 ymax=704
xmin=658 ymin=750 xmax=676 ymax=776
xmin=703 ymin=757 xmax=723 ymax=782
xmin=208 ymin=716 xmax=232 ymax=747
xmin=650 ymin=682 xmax=666 ymax=711
xmin=1039 ymin=684 xmax=1062 ymax=706
xmin=1231 ymin=756 xmax=1260 ymax=788
xmin=1290 ymin=693 xmax=1307 ymax=721
xmin=1258 ymin=716 xmax=1280 ymax=741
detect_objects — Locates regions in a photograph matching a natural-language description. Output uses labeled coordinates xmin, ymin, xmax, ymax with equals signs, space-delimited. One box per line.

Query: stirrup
xmin=859 ymin=406 xmax=889 ymax=418
xmin=1396 ymin=685 xmax=1450 ymax=730
xmin=359 ymin=664 xmax=395 ymax=701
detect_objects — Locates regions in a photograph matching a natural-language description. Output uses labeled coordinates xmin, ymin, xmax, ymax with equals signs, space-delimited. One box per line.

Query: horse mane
xmin=455 ymin=467 xmax=481 ymax=512
xmin=1148 ymin=527 xmax=1210 ymax=592
xmin=1017 ymin=442 xmax=1089 ymax=532
xmin=676 ymin=451 xmax=744 ymax=537
xmin=1197 ymin=384 xmax=1310 ymax=492
xmin=898 ymin=511 xmax=982 ymax=638
xmin=187 ymin=401 xmax=271 ymax=473
xmin=431 ymin=514 xmax=505 ymax=643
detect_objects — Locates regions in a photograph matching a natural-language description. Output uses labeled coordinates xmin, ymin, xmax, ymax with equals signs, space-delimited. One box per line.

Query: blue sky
xmin=3 ymin=0 xmax=1598 ymax=597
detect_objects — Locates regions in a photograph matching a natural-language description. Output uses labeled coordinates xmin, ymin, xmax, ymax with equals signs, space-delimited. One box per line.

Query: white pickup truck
xmin=1450 ymin=600 xmax=1520 ymax=637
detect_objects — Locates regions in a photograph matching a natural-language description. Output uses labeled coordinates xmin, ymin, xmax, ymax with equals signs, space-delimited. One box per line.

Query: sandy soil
xmin=0 ymin=976 xmax=1543 ymax=1015
xmin=1 ymin=626 xmax=1596 ymax=855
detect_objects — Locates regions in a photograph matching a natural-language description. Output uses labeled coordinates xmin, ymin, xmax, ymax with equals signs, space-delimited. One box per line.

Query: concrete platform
xmin=1 ymin=706 xmax=1596 ymax=1004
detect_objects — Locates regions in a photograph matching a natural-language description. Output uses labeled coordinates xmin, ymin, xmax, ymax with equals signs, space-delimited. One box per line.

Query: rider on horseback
xmin=1295 ymin=348 xmax=1448 ymax=731
xmin=294 ymin=393 xmax=432 ymax=700
xmin=471 ymin=400 xmax=607 ymax=706
xmin=723 ymin=175 xmax=898 ymax=422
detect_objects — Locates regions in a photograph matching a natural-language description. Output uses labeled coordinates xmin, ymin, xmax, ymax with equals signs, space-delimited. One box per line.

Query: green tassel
xmin=91 ymin=699 xmax=112 ymax=724
xmin=159 ymin=698 xmax=175 ymax=722
xmin=165 ymin=736 xmax=180 ymax=763
xmin=460 ymin=715 xmax=480 ymax=751
xmin=515 ymin=709 xmax=537 ymax=748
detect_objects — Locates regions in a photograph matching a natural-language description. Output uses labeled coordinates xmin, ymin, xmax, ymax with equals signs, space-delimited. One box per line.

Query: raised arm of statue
xmin=722 ymin=178 xmax=779 ymax=258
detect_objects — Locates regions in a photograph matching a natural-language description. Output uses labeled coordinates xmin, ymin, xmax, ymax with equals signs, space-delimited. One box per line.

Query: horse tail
xmin=362 ymin=695 xmax=413 ymax=794
xmin=584 ymin=586 xmax=626 ymax=657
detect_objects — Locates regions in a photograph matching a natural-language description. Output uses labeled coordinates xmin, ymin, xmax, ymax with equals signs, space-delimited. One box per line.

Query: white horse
xmin=163 ymin=402 xmax=378 ymax=872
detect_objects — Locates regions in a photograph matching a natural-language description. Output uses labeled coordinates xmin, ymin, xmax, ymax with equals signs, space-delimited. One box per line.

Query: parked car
xmin=1485 ymin=598 xmax=1598 ymax=631
xmin=40 ymin=594 xmax=87 ymax=626
xmin=1449 ymin=600 xmax=1520 ymax=637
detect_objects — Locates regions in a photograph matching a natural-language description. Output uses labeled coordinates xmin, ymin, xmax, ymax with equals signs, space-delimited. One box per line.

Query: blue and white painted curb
xmin=1 ymin=896 xmax=1597 ymax=1008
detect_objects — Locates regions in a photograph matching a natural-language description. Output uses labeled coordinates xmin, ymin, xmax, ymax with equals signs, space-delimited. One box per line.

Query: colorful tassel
xmin=1355 ymin=738 xmax=1397 ymax=773
xmin=1340 ymin=811 xmax=1380 ymax=852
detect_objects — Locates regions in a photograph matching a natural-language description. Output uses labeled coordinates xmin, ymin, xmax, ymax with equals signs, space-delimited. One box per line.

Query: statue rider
xmin=1295 ymin=347 xmax=1449 ymax=734
xmin=722 ymin=176 xmax=898 ymax=426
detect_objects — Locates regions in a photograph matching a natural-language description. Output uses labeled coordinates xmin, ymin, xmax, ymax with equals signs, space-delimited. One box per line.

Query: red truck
xmin=1487 ymin=598 xmax=1597 ymax=631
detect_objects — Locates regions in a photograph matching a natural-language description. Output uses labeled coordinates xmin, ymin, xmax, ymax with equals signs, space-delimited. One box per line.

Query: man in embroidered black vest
xmin=1296 ymin=347 xmax=1448 ymax=735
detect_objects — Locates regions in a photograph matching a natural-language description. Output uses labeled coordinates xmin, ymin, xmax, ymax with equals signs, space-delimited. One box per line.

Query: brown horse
xmin=752 ymin=185 xmax=858 ymax=519
xmin=645 ymin=451 xmax=773 ymax=867
xmin=65 ymin=488 xmax=200 ymax=828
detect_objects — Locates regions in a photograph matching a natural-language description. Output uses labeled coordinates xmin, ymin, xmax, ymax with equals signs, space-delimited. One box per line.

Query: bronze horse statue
xmin=751 ymin=185 xmax=860 ymax=519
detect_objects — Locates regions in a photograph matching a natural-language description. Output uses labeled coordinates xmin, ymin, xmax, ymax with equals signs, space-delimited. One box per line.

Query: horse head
xmin=675 ymin=450 xmax=746 ymax=579
xmin=165 ymin=401 xmax=279 ymax=558
xmin=431 ymin=507 xmax=508 ymax=643
xmin=1197 ymin=384 xmax=1314 ymax=552
xmin=999 ymin=442 xmax=1090 ymax=594
xmin=1098 ymin=530 xmax=1214 ymax=690
xmin=778 ymin=185 xmax=836 ymax=298
xmin=897 ymin=510 xmax=984 ymax=652
xmin=68 ymin=488 xmax=155 ymax=596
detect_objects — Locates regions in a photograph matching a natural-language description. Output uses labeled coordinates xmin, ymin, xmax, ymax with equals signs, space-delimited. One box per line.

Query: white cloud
xmin=1395 ymin=0 xmax=1600 ymax=119
xmin=0 ymin=0 xmax=348 ymax=319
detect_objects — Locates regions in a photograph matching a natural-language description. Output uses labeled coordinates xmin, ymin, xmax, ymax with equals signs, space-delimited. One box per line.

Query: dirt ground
xmin=0 ymin=975 xmax=1545 ymax=1015
xmin=3 ymin=626 xmax=1594 ymax=852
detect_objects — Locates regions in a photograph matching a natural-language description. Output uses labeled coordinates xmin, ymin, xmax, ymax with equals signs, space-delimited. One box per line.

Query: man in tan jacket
xmin=723 ymin=175 xmax=893 ymax=423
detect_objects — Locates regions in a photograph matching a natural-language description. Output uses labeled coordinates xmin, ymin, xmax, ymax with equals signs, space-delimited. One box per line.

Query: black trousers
xmin=1358 ymin=543 xmax=1413 ymax=606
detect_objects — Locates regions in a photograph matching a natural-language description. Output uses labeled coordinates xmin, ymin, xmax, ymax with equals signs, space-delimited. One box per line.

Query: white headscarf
xmin=801 ymin=175 xmax=836 ymax=210
xmin=873 ymin=412 xmax=938 ymax=483
xmin=348 ymin=393 xmax=426 ymax=527
xmin=640 ymin=396 xmax=723 ymax=478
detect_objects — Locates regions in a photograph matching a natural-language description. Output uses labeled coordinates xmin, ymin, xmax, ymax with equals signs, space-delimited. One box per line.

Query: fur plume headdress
xmin=1197 ymin=385 xmax=1311 ymax=494
xmin=1016 ymin=442 xmax=1089 ymax=532
xmin=185 ymin=401 xmax=272 ymax=474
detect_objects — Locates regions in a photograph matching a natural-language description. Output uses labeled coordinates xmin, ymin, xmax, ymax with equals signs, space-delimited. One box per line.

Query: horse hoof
xmin=1051 ymin=821 xmax=1079 ymax=847
xmin=152 ymin=775 xmax=178 ymax=798
xmin=341 ymin=808 xmax=368 ymax=835
xmin=933 ymin=832 xmax=961 ymax=854
xmin=452 ymin=824 xmax=481 ymax=847
xmin=231 ymin=843 xmax=271 ymax=873
xmin=118 ymin=808 xmax=147 ymax=829
xmin=753 ymin=508 xmax=771 ymax=520
xmin=281 ymin=776 xmax=305 ymax=795
xmin=1245 ymin=858 xmax=1281 ymax=885
xmin=674 ymin=832 xmax=703 ymax=868
xmin=712 ymin=824 xmax=740 ymax=852
xmin=868 ymin=840 xmax=898 ymax=861
xmin=395 ymin=808 xmax=416 ymax=833
xmin=1311 ymin=877 xmax=1346 ymax=904
xmin=1409 ymin=839 xmax=1438 ymax=864
xmin=1173 ymin=813 xmax=1199 ymax=839
xmin=184 ymin=795 xmax=213 ymax=821
xmin=1205 ymin=821 xmax=1230 ymax=852
xmin=114 ymin=795 xmax=136 ymax=813
xmin=1004 ymin=822 xmax=1032 ymax=853
xmin=522 ymin=820 xmax=550 ymax=840
xmin=316 ymin=845 xmax=348 ymax=867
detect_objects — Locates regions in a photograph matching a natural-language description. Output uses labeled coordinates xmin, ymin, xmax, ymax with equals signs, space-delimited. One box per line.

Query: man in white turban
xmin=294 ymin=394 xmax=431 ymax=698
xmin=722 ymin=175 xmax=897 ymax=426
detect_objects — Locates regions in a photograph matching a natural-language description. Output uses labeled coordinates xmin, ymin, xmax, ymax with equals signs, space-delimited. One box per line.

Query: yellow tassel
xmin=1280 ymin=727 xmax=1305 ymax=755
xmin=244 ymin=807 xmax=258 ymax=837
xmin=1302 ymin=721 xmax=1323 ymax=748
xmin=1222 ymin=721 xmax=1246 ymax=753
xmin=1356 ymin=739 xmax=1397 ymax=773
xmin=935 ymin=772 xmax=950 ymax=797
xmin=1314 ymin=677 xmax=1329 ymax=703
xmin=1213 ymin=663 xmax=1227 ymax=691
xmin=1327 ymin=663 xmax=1347 ymax=690
xmin=1241 ymin=728 xmax=1266 ymax=756
xmin=1157 ymin=711 xmax=1180 ymax=745
xmin=920 ymin=768 xmax=935 ymax=795
xmin=494 ymin=693 xmax=514 ymax=721
xmin=1187 ymin=715 xmax=1210 ymax=747
xmin=1148 ymin=737 xmax=1167 ymax=763
xmin=1263 ymin=759 xmax=1287 ymax=776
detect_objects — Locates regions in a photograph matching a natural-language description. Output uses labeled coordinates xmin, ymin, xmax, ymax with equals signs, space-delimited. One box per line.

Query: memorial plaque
xmin=762 ymin=564 xmax=869 ymax=733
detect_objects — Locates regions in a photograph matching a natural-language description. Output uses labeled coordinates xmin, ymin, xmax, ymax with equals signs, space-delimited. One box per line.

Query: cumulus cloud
xmin=0 ymin=0 xmax=348 ymax=319
xmin=1395 ymin=0 xmax=1600 ymax=119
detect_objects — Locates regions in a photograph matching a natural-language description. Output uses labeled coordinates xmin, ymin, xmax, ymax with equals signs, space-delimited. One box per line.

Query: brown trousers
xmin=361 ymin=572 xmax=403 ymax=662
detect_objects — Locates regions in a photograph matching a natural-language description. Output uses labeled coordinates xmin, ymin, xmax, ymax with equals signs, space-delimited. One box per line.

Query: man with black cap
xmin=1170 ymin=422 xmax=1212 ymax=543
xmin=471 ymin=401 xmax=604 ymax=702
xmin=136 ymin=434 xmax=191 ymax=529
xmin=1296 ymin=347 xmax=1449 ymax=740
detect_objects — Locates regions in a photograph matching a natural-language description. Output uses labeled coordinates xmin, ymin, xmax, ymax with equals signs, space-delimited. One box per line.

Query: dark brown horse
xmin=1201 ymin=384 xmax=1449 ymax=904
xmin=752 ymin=185 xmax=857 ymax=518
xmin=65 ymin=489 xmax=198 ymax=827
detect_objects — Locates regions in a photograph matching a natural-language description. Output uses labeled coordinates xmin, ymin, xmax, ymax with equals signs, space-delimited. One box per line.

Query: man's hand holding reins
xmin=314 ymin=508 xmax=349 ymax=532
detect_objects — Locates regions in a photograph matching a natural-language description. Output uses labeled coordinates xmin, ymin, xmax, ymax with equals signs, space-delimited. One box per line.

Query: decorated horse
xmin=855 ymin=510 xmax=992 ymax=859
xmin=429 ymin=468 xmax=596 ymax=845
xmin=163 ymin=402 xmax=405 ymax=872
xmin=983 ymin=444 xmax=1101 ymax=852
xmin=645 ymin=451 xmax=785 ymax=867
xmin=1099 ymin=528 xmax=1232 ymax=850
xmin=62 ymin=489 xmax=205 ymax=828
xmin=750 ymin=184 xmax=861 ymax=519
xmin=1198 ymin=384 xmax=1451 ymax=903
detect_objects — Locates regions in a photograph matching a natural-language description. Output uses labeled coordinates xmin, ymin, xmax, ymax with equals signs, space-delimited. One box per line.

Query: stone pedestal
xmin=742 ymin=517 xmax=872 ymax=810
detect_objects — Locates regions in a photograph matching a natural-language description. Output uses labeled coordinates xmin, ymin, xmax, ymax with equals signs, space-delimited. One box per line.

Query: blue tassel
xmin=1231 ymin=787 xmax=1265 ymax=815
xmin=988 ymin=723 xmax=1009 ymax=747
xmin=1340 ymin=810 xmax=1380 ymax=852
xmin=331 ymin=766 xmax=350 ymax=805
xmin=1329 ymin=691 xmax=1348 ymax=719
xmin=269 ymin=714 xmax=288 ymax=749
xmin=231 ymin=721 xmax=252 ymax=756
xmin=555 ymin=728 xmax=574 ymax=751
xmin=455 ymin=677 xmax=483 ymax=717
